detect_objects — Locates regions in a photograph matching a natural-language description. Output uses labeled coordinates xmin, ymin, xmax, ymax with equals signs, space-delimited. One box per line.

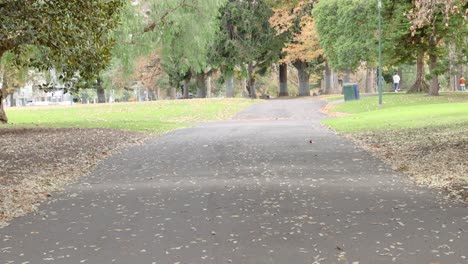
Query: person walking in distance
xmin=393 ymin=73 xmax=401 ymax=93
xmin=460 ymin=77 xmax=466 ymax=91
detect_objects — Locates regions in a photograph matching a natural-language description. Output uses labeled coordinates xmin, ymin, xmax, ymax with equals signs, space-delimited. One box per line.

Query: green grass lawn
xmin=4 ymin=98 xmax=259 ymax=134
xmin=324 ymin=92 xmax=468 ymax=133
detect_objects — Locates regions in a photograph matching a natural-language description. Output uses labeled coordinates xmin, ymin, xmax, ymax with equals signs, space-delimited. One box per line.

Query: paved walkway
xmin=1 ymin=99 xmax=467 ymax=264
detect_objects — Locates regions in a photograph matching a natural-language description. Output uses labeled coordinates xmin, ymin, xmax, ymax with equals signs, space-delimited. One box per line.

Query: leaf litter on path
xmin=0 ymin=128 xmax=151 ymax=228
xmin=345 ymin=125 xmax=468 ymax=202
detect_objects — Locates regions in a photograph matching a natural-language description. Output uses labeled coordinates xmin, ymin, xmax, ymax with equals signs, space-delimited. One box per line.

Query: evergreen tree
xmin=216 ymin=0 xmax=283 ymax=98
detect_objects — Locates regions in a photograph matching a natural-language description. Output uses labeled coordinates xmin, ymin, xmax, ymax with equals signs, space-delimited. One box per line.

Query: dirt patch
xmin=0 ymin=128 xmax=151 ymax=228
xmin=345 ymin=127 xmax=468 ymax=202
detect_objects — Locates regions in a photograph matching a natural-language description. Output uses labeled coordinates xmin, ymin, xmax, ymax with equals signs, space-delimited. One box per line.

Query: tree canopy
xmin=0 ymin=0 xmax=124 ymax=123
xmin=0 ymin=0 xmax=124 ymax=81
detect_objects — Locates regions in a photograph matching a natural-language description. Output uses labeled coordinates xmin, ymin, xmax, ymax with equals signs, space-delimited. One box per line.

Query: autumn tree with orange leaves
xmin=270 ymin=1 xmax=326 ymax=96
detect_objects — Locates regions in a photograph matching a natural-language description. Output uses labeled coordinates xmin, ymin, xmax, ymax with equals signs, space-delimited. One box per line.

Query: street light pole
xmin=378 ymin=0 xmax=383 ymax=106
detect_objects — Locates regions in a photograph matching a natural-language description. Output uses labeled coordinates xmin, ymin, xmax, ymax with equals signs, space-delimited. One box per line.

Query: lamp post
xmin=378 ymin=0 xmax=383 ymax=106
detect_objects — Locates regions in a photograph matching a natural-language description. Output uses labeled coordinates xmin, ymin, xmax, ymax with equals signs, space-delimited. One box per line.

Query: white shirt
xmin=393 ymin=74 xmax=400 ymax=84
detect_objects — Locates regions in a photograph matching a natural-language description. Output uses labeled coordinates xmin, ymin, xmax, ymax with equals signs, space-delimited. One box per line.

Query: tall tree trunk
xmin=428 ymin=52 xmax=439 ymax=96
xmin=96 ymin=78 xmax=106 ymax=103
xmin=0 ymin=74 xmax=8 ymax=123
xmin=168 ymin=77 xmax=177 ymax=99
xmin=148 ymin=88 xmax=154 ymax=100
xmin=342 ymin=70 xmax=351 ymax=83
xmin=169 ymin=88 xmax=176 ymax=99
xmin=241 ymin=79 xmax=249 ymax=98
xmin=293 ymin=60 xmax=310 ymax=96
xmin=408 ymin=50 xmax=429 ymax=93
xmin=183 ymin=76 xmax=190 ymax=99
xmin=206 ymin=75 xmax=212 ymax=98
xmin=225 ymin=73 xmax=234 ymax=98
xmin=457 ymin=64 xmax=464 ymax=90
xmin=448 ymin=43 xmax=458 ymax=91
xmin=331 ymin=68 xmax=340 ymax=94
xmin=279 ymin=63 xmax=288 ymax=97
xmin=324 ymin=63 xmax=341 ymax=94
xmin=0 ymin=91 xmax=7 ymax=124
xmin=247 ymin=63 xmax=257 ymax=99
xmin=196 ymin=73 xmax=207 ymax=98
xmin=365 ymin=68 xmax=377 ymax=93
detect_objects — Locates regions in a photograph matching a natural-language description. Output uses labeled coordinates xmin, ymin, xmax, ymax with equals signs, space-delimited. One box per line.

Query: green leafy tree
xmin=0 ymin=0 xmax=124 ymax=122
xmin=216 ymin=0 xmax=283 ymax=98
xmin=146 ymin=0 xmax=226 ymax=98
xmin=376 ymin=1 xmax=429 ymax=93
xmin=0 ymin=53 xmax=29 ymax=122
xmin=408 ymin=0 xmax=467 ymax=95
xmin=271 ymin=1 xmax=327 ymax=96
xmin=314 ymin=0 xmax=378 ymax=71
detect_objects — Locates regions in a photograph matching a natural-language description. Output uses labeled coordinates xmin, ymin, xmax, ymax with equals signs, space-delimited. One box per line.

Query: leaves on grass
xmin=347 ymin=125 xmax=468 ymax=201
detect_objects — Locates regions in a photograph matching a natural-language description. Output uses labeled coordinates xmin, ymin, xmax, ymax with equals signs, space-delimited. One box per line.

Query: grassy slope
xmin=324 ymin=93 xmax=468 ymax=133
xmin=5 ymin=98 xmax=259 ymax=134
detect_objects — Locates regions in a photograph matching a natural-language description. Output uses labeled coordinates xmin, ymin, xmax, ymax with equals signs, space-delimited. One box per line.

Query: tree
xmin=0 ymin=0 xmax=124 ymax=123
xmin=135 ymin=50 xmax=165 ymax=100
xmin=216 ymin=0 xmax=283 ymax=99
xmin=271 ymin=1 xmax=326 ymax=96
xmin=147 ymin=0 xmax=226 ymax=98
xmin=314 ymin=0 xmax=378 ymax=71
xmin=0 ymin=54 xmax=28 ymax=123
xmin=408 ymin=0 xmax=467 ymax=95
xmin=378 ymin=0 xmax=430 ymax=93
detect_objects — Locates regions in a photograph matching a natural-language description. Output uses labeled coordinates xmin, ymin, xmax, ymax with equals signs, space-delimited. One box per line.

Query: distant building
xmin=5 ymin=70 xmax=73 ymax=107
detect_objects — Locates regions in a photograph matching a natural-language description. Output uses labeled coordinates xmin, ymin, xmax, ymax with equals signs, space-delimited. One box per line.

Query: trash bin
xmin=343 ymin=83 xmax=360 ymax=101
xmin=343 ymin=83 xmax=355 ymax=101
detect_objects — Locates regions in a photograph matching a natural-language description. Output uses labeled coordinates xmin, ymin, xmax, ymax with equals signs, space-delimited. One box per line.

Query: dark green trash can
xmin=343 ymin=83 xmax=355 ymax=101
xmin=343 ymin=83 xmax=360 ymax=101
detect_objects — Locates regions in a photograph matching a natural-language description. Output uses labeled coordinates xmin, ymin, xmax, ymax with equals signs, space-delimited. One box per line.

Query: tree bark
xmin=365 ymin=68 xmax=377 ymax=93
xmin=331 ymin=68 xmax=340 ymax=94
xmin=293 ymin=60 xmax=310 ymax=96
xmin=168 ymin=77 xmax=177 ymax=99
xmin=428 ymin=52 xmax=439 ymax=96
xmin=156 ymin=87 xmax=161 ymax=100
xmin=0 ymin=74 xmax=8 ymax=123
xmin=324 ymin=63 xmax=341 ymax=94
xmin=408 ymin=50 xmax=429 ymax=93
xmin=279 ymin=63 xmax=288 ymax=97
xmin=148 ymin=87 xmax=157 ymax=100
xmin=225 ymin=74 xmax=234 ymax=98
xmin=248 ymin=63 xmax=257 ymax=99
xmin=241 ymin=79 xmax=249 ymax=98
xmin=342 ymin=70 xmax=351 ymax=83
xmin=183 ymin=75 xmax=191 ymax=99
xmin=169 ymin=87 xmax=176 ymax=99
xmin=96 ymin=78 xmax=106 ymax=103
xmin=206 ymin=75 xmax=212 ymax=98
xmin=0 ymin=91 xmax=7 ymax=124
xmin=196 ymin=73 xmax=207 ymax=98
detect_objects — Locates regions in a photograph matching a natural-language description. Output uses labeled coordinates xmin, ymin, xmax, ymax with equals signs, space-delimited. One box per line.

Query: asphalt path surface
xmin=1 ymin=99 xmax=467 ymax=264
